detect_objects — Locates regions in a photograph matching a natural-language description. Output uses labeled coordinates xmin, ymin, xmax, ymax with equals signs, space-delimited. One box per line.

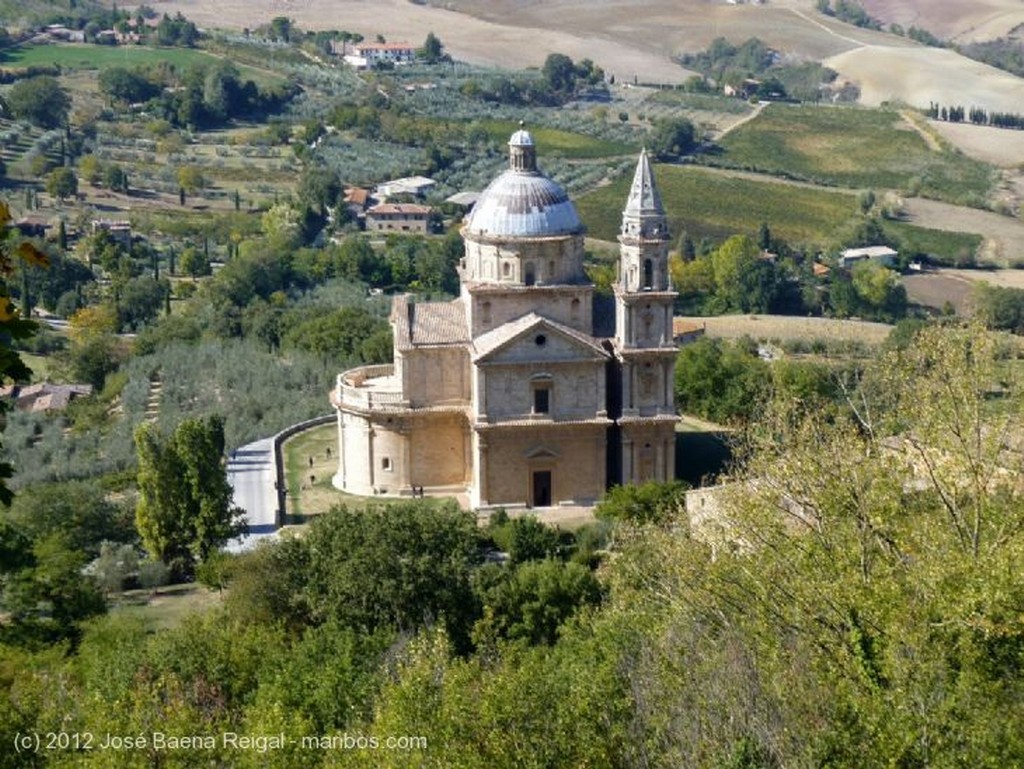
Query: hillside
xmin=826 ymin=45 xmax=1024 ymax=113
xmin=859 ymin=0 xmax=1024 ymax=43
xmin=145 ymin=0 xmax=1024 ymax=115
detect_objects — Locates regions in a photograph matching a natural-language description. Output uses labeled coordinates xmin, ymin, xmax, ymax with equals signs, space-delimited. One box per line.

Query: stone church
xmin=330 ymin=128 xmax=678 ymax=509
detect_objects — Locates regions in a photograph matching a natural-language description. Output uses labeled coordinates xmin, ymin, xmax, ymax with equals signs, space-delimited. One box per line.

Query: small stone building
xmin=331 ymin=129 xmax=679 ymax=509
xmin=365 ymin=203 xmax=433 ymax=234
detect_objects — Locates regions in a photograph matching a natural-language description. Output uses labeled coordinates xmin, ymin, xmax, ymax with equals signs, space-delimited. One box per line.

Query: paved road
xmin=225 ymin=436 xmax=279 ymax=552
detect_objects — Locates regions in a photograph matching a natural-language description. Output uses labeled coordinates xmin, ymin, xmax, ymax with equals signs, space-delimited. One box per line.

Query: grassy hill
xmin=713 ymin=103 xmax=996 ymax=205
xmin=577 ymin=164 xmax=859 ymax=247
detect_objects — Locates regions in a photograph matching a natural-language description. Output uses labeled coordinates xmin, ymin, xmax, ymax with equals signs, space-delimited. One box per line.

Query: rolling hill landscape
xmin=153 ymin=0 xmax=1024 ymax=110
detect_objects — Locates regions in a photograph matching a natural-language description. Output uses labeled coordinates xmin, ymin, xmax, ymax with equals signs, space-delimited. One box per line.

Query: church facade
xmin=330 ymin=129 xmax=678 ymax=509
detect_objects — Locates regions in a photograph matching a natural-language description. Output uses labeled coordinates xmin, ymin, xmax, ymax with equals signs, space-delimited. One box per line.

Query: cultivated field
xmin=2 ymin=42 xmax=220 ymax=70
xmin=884 ymin=221 xmax=982 ymax=266
xmin=904 ymin=267 xmax=1024 ymax=316
xmin=901 ymin=271 xmax=976 ymax=315
xmin=716 ymin=103 xmax=995 ymax=202
xmin=940 ymin=268 xmax=1024 ymax=290
xmin=477 ymin=120 xmax=637 ymax=159
xmin=678 ymin=314 xmax=894 ymax=345
xmin=577 ymin=164 xmax=858 ymax=246
xmin=902 ymin=198 xmax=1024 ymax=266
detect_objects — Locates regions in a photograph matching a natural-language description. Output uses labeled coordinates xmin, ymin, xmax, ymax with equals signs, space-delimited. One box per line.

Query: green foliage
xmin=648 ymin=116 xmax=696 ymax=159
xmin=675 ymin=337 xmax=770 ymax=423
xmin=881 ymin=220 xmax=981 ymax=267
xmin=223 ymin=537 xmax=312 ymax=631
xmin=177 ymin=165 xmax=206 ymax=193
xmin=253 ymin=620 xmax=391 ymax=732
xmin=154 ymin=11 xmax=199 ymax=47
xmin=972 ymin=284 xmax=1024 ymax=334
xmin=829 ymin=261 xmax=907 ymax=322
xmin=0 ymin=479 xmax=129 ymax=643
xmin=12 ymin=248 xmax=92 ymax=314
xmin=418 ymin=31 xmax=445 ymax=64
xmin=961 ymin=37 xmax=1024 ymax=78
xmin=302 ymin=501 xmax=481 ymax=651
xmin=596 ymin=480 xmax=687 ymax=525
xmin=473 ymin=119 xmax=635 ymax=159
xmin=486 ymin=515 xmax=566 ymax=564
xmin=134 ymin=415 xmax=245 ymax=578
xmin=542 ymin=53 xmax=577 ymax=94
xmin=2 ymin=42 xmax=225 ymax=73
xmin=5 ymin=75 xmax=69 ymax=128
xmin=282 ymin=306 xmax=391 ymax=363
xmin=45 ymin=167 xmax=77 ymax=201
xmin=98 ymin=66 xmax=160 ymax=104
xmin=117 ymin=275 xmax=170 ymax=331
xmin=102 ymin=163 xmax=129 ymax=193
xmin=5 ymin=480 xmax=132 ymax=558
xmin=297 ymin=166 xmax=342 ymax=215
xmin=473 ymin=560 xmax=603 ymax=647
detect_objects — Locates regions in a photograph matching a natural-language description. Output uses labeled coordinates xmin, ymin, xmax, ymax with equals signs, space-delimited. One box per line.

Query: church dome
xmin=464 ymin=128 xmax=584 ymax=240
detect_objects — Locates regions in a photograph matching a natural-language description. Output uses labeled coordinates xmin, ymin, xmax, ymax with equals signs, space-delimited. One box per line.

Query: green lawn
xmin=577 ymin=164 xmax=859 ymax=246
xmin=714 ymin=104 xmax=995 ymax=204
xmin=477 ymin=119 xmax=637 ymax=159
xmin=283 ymin=423 xmax=337 ymax=519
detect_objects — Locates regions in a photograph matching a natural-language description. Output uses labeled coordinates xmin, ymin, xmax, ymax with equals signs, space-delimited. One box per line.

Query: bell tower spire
xmin=618 ymin=148 xmax=670 ymax=291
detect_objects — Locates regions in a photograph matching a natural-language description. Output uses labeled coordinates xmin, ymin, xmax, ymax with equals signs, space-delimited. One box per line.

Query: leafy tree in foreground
xmin=135 ymin=415 xmax=245 ymax=578
xmin=472 ymin=559 xmax=603 ymax=647
xmin=302 ymin=501 xmax=481 ymax=652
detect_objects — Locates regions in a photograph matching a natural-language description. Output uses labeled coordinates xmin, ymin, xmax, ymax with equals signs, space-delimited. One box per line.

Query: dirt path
xmin=899 ymin=110 xmax=942 ymax=152
xmin=714 ymin=101 xmax=767 ymax=141
xmin=787 ymin=7 xmax=870 ymax=47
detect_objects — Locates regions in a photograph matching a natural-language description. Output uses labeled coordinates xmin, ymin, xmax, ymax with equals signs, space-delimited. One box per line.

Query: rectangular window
xmin=533 ymin=387 xmax=550 ymax=414
xmin=381 ymin=457 xmax=392 ymax=471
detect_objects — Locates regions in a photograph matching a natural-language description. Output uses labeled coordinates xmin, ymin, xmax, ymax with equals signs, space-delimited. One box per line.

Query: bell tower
xmin=612 ymin=150 xmax=679 ymax=484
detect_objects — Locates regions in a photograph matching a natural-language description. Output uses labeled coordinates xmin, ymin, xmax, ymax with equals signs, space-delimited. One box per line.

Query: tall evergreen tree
xmin=135 ymin=415 xmax=245 ymax=578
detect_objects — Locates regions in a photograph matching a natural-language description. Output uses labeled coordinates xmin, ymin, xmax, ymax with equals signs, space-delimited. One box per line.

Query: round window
xmin=535 ymin=334 xmax=547 ymax=346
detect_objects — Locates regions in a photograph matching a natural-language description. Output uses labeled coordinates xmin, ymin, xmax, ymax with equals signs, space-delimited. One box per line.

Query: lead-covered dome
xmin=464 ymin=128 xmax=584 ymax=239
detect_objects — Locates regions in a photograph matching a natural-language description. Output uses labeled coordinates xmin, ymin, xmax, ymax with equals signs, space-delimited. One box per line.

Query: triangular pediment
xmin=525 ymin=445 xmax=559 ymax=460
xmin=471 ymin=313 xmax=608 ymax=364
